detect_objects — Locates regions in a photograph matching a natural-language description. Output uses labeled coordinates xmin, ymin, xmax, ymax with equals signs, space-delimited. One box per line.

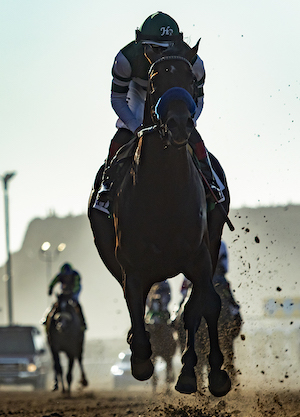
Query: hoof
xmin=81 ymin=378 xmax=88 ymax=387
xmin=208 ymin=370 xmax=231 ymax=397
xmin=131 ymin=355 xmax=154 ymax=381
xmin=175 ymin=372 xmax=197 ymax=394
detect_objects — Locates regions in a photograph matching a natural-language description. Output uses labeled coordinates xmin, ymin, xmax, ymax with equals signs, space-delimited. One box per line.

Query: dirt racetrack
xmin=0 ymin=389 xmax=300 ymax=417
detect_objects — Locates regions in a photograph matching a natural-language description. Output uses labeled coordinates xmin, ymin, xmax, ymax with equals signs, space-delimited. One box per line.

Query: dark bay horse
xmin=46 ymin=293 xmax=88 ymax=393
xmin=88 ymin=42 xmax=231 ymax=396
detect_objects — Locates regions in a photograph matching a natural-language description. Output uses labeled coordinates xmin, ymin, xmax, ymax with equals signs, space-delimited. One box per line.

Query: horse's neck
xmin=141 ymin=134 xmax=191 ymax=183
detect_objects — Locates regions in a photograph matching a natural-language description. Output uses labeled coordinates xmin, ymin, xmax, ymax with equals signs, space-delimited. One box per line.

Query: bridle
xmin=149 ymin=55 xmax=194 ymax=75
xmin=140 ymin=55 xmax=198 ymax=145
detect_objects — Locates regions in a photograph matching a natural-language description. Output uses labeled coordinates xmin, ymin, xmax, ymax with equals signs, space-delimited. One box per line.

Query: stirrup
xmin=98 ymin=180 xmax=113 ymax=198
xmin=94 ymin=199 xmax=110 ymax=214
xmin=209 ymin=184 xmax=225 ymax=204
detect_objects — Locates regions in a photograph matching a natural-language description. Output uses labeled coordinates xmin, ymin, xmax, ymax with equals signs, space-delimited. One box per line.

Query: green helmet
xmin=61 ymin=263 xmax=73 ymax=274
xmin=136 ymin=12 xmax=183 ymax=46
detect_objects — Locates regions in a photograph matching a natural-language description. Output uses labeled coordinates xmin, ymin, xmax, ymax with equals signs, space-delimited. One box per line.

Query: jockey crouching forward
xmin=94 ymin=11 xmax=224 ymax=215
xmin=44 ymin=263 xmax=87 ymax=331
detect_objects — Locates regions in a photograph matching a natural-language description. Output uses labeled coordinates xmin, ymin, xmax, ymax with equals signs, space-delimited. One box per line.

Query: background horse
xmin=88 ymin=42 xmax=231 ymax=396
xmin=46 ymin=293 xmax=88 ymax=394
xmin=145 ymin=283 xmax=177 ymax=393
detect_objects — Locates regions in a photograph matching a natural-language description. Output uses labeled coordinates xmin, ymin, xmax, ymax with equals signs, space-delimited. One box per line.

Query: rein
xmin=137 ymin=125 xmax=158 ymax=138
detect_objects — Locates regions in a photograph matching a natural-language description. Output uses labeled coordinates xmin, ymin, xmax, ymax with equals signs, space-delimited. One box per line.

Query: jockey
xmin=96 ymin=11 xmax=224 ymax=214
xmin=48 ymin=263 xmax=81 ymax=301
xmin=47 ymin=263 xmax=87 ymax=330
xmin=146 ymin=280 xmax=171 ymax=324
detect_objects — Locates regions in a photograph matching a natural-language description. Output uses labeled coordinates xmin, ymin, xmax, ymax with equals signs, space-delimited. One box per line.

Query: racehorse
xmin=88 ymin=41 xmax=232 ymax=396
xmin=46 ymin=293 xmax=88 ymax=394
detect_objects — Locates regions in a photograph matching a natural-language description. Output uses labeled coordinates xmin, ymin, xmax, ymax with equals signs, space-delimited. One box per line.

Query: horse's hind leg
xmin=176 ymin=246 xmax=230 ymax=396
xmin=78 ymin=352 xmax=88 ymax=388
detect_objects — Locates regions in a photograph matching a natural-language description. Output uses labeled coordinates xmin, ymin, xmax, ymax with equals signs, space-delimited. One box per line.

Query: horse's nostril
xmin=167 ymin=118 xmax=177 ymax=130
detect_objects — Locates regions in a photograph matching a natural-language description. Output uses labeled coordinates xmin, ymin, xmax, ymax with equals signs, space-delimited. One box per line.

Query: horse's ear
xmin=188 ymin=39 xmax=200 ymax=62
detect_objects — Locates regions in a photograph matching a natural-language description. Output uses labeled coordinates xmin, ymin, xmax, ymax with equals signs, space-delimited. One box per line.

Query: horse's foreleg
xmin=175 ymin=246 xmax=211 ymax=394
xmin=176 ymin=243 xmax=230 ymax=396
xmin=51 ymin=350 xmax=64 ymax=392
xmin=125 ymin=273 xmax=153 ymax=381
xmin=66 ymin=356 xmax=74 ymax=394
xmin=175 ymin=303 xmax=199 ymax=394
xmin=203 ymin=286 xmax=231 ymax=397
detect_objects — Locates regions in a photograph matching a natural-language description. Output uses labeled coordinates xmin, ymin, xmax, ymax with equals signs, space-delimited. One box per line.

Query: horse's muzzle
xmin=165 ymin=116 xmax=195 ymax=148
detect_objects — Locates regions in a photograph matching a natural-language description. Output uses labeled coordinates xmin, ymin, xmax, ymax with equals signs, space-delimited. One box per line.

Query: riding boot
xmin=41 ymin=306 xmax=51 ymax=325
xmin=95 ymin=158 xmax=129 ymax=214
xmin=98 ymin=159 xmax=122 ymax=201
xmin=189 ymin=129 xmax=224 ymax=203
xmin=42 ymin=304 xmax=57 ymax=327
xmin=94 ymin=128 xmax=135 ymax=214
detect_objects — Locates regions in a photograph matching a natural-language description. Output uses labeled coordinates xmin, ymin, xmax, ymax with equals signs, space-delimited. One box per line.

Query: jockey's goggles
xmin=142 ymin=40 xmax=174 ymax=50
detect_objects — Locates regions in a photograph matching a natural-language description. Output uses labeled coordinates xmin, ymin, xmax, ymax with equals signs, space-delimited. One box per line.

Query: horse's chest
xmin=119 ymin=226 xmax=201 ymax=274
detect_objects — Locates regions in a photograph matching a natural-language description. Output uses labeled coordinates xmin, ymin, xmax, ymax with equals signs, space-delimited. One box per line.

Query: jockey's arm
xmin=111 ymin=51 xmax=141 ymax=133
xmin=191 ymin=55 xmax=206 ymax=124
xmin=48 ymin=274 xmax=60 ymax=294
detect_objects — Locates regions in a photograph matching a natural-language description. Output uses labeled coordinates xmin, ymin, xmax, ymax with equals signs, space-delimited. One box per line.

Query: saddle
xmin=94 ymin=137 xmax=138 ymax=210
xmin=95 ymin=133 xmax=225 ymax=214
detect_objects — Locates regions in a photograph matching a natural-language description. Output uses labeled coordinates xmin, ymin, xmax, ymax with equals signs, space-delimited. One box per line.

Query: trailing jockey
xmin=44 ymin=263 xmax=87 ymax=331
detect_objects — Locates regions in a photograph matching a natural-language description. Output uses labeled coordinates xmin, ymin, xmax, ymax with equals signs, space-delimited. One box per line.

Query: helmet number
xmin=160 ymin=26 xmax=174 ymax=37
